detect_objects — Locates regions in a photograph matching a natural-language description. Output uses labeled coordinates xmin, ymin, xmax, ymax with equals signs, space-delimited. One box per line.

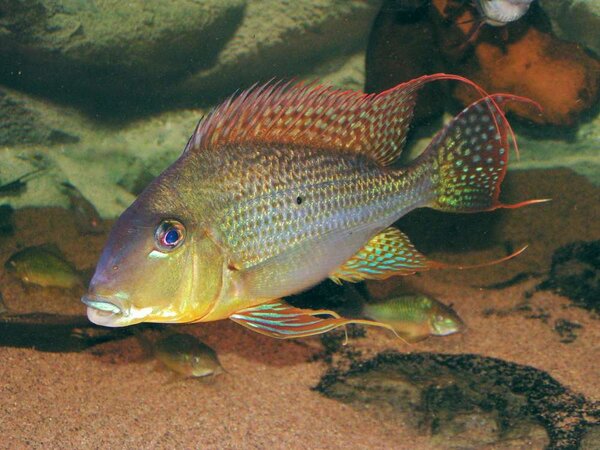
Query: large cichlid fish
xmin=82 ymin=74 xmax=544 ymax=339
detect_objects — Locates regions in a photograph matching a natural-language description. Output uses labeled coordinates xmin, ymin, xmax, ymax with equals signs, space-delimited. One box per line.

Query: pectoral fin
xmin=229 ymin=300 xmax=400 ymax=340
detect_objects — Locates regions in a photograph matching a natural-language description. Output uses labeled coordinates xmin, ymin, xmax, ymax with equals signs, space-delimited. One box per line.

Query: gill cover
xmin=83 ymin=196 xmax=224 ymax=327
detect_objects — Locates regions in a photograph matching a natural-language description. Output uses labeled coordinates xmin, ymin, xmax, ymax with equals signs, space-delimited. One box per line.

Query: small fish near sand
xmin=363 ymin=294 xmax=465 ymax=342
xmin=153 ymin=332 xmax=225 ymax=379
xmin=61 ymin=182 xmax=104 ymax=235
xmin=5 ymin=244 xmax=83 ymax=289
xmin=82 ymin=74 xmax=546 ymax=340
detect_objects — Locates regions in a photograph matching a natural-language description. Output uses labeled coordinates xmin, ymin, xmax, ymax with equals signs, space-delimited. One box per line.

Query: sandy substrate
xmin=0 ymin=168 xmax=598 ymax=449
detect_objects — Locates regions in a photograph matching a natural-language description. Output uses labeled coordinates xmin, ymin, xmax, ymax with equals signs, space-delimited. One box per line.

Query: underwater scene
xmin=0 ymin=0 xmax=599 ymax=448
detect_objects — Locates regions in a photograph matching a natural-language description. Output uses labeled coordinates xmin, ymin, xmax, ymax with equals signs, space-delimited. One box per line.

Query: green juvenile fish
xmin=154 ymin=332 xmax=224 ymax=379
xmin=82 ymin=75 xmax=545 ymax=340
xmin=363 ymin=295 xmax=465 ymax=343
xmin=5 ymin=245 xmax=82 ymax=289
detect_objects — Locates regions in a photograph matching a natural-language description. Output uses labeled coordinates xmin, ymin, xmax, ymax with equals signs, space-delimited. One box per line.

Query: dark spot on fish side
xmin=296 ymin=196 xmax=303 ymax=205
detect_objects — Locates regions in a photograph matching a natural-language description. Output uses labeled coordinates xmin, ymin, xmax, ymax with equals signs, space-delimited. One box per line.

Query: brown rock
xmin=432 ymin=0 xmax=600 ymax=126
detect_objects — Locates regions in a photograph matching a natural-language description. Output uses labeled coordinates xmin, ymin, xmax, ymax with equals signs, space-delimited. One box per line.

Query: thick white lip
xmin=82 ymin=295 xmax=155 ymax=327
xmin=85 ymin=306 xmax=124 ymax=327
xmin=81 ymin=296 xmax=123 ymax=314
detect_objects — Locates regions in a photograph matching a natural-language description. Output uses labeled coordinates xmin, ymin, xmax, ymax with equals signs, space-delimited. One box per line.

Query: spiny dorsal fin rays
xmin=185 ymin=74 xmax=494 ymax=167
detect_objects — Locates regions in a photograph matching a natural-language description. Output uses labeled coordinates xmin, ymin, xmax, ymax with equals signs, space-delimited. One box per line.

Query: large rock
xmin=169 ymin=0 xmax=381 ymax=105
xmin=0 ymin=87 xmax=80 ymax=146
xmin=317 ymin=352 xmax=599 ymax=450
xmin=539 ymin=0 xmax=600 ymax=55
xmin=0 ymin=0 xmax=381 ymax=114
xmin=0 ymin=0 xmax=246 ymax=112
xmin=513 ymin=113 xmax=600 ymax=186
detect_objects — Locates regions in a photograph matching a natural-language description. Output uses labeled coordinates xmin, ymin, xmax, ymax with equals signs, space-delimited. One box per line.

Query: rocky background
xmin=0 ymin=0 xmax=598 ymax=218
xmin=0 ymin=0 xmax=376 ymax=216
xmin=1 ymin=2 xmax=599 ymax=448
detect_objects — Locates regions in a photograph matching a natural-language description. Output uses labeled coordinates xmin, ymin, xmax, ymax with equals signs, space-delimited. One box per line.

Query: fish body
xmin=5 ymin=245 xmax=82 ymax=289
xmin=82 ymin=75 xmax=541 ymax=339
xmin=363 ymin=295 xmax=464 ymax=342
xmin=154 ymin=332 xmax=224 ymax=378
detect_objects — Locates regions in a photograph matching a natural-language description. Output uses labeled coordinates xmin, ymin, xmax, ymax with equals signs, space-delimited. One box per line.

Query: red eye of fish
xmin=155 ymin=220 xmax=186 ymax=251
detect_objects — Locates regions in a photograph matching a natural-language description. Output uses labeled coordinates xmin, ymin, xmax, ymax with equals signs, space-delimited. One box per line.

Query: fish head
xmin=428 ymin=303 xmax=465 ymax=336
xmin=82 ymin=171 xmax=223 ymax=327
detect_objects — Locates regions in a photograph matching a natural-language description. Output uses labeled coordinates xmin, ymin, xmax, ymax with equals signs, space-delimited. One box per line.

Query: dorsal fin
xmin=186 ymin=74 xmax=490 ymax=166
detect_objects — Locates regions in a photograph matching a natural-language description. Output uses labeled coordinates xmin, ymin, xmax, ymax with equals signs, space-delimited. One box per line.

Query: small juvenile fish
xmin=61 ymin=182 xmax=104 ymax=235
xmin=5 ymin=245 xmax=83 ymax=289
xmin=154 ymin=332 xmax=224 ymax=379
xmin=82 ymin=75 xmax=544 ymax=340
xmin=363 ymin=294 xmax=465 ymax=342
xmin=0 ymin=168 xmax=45 ymax=196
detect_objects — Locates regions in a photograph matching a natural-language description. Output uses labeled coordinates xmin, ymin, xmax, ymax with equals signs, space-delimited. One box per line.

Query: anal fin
xmin=330 ymin=227 xmax=528 ymax=283
xmin=330 ymin=228 xmax=439 ymax=283
xmin=230 ymin=300 xmax=400 ymax=340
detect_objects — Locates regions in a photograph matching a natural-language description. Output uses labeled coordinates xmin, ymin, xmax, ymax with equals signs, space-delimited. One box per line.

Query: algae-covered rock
xmin=316 ymin=352 xmax=599 ymax=449
xmin=0 ymin=87 xmax=79 ymax=146
xmin=513 ymin=114 xmax=600 ymax=186
xmin=0 ymin=0 xmax=380 ymax=113
xmin=171 ymin=0 xmax=381 ymax=105
xmin=539 ymin=0 xmax=600 ymax=55
xmin=0 ymin=0 xmax=246 ymax=111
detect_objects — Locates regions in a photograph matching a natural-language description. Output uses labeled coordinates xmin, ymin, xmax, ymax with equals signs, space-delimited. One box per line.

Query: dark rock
xmin=553 ymin=318 xmax=582 ymax=343
xmin=365 ymin=0 xmax=446 ymax=122
xmin=316 ymin=351 xmax=599 ymax=449
xmin=537 ymin=240 xmax=600 ymax=314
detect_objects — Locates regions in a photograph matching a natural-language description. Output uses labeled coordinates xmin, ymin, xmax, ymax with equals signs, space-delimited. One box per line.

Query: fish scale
xmin=206 ymin=143 xmax=422 ymax=269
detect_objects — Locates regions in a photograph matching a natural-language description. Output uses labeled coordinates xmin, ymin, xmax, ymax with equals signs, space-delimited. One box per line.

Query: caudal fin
xmin=421 ymin=94 xmax=548 ymax=213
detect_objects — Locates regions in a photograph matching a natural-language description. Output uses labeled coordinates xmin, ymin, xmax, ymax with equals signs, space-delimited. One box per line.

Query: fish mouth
xmin=82 ymin=295 xmax=129 ymax=327
xmin=82 ymin=294 xmax=154 ymax=327
xmin=82 ymin=296 xmax=123 ymax=314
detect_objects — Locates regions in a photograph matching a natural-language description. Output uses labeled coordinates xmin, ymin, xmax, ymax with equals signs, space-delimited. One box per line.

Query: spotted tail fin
xmin=422 ymin=94 xmax=547 ymax=213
